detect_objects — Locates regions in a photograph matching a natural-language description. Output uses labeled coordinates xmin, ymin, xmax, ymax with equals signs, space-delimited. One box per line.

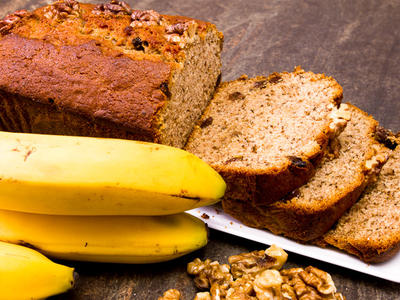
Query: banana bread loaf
xmin=222 ymin=104 xmax=391 ymax=241
xmin=322 ymin=142 xmax=400 ymax=263
xmin=185 ymin=67 xmax=346 ymax=204
xmin=0 ymin=0 xmax=223 ymax=148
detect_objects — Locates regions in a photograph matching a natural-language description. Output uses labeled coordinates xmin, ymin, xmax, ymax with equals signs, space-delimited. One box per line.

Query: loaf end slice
xmin=322 ymin=144 xmax=400 ymax=263
xmin=186 ymin=67 xmax=346 ymax=204
xmin=0 ymin=1 xmax=223 ymax=148
xmin=223 ymin=104 xmax=391 ymax=241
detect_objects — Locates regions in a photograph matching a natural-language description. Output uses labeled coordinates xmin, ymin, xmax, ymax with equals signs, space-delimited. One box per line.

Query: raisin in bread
xmin=0 ymin=0 xmax=223 ymax=148
xmin=322 ymin=142 xmax=400 ymax=263
xmin=186 ymin=67 xmax=346 ymax=204
xmin=222 ymin=104 xmax=391 ymax=241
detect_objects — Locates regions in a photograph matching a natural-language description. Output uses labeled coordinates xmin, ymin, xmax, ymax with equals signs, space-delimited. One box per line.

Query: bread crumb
xmin=201 ymin=213 xmax=210 ymax=219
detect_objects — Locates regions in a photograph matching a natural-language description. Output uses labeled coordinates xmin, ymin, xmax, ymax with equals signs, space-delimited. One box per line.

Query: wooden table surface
xmin=1 ymin=0 xmax=399 ymax=299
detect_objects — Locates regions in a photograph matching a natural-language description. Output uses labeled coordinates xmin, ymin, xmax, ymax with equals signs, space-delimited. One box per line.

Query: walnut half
xmin=228 ymin=245 xmax=288 ymax=279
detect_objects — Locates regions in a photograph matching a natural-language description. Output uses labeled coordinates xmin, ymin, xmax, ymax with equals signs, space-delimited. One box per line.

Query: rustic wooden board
xmin=1 ymin=0 xmax=399 ymax=299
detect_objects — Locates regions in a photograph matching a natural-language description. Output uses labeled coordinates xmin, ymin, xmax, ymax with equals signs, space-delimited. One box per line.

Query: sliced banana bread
xmin=0 ymin=1 xmax=223 ymax=148
xmin=186 ymin=67 xmax=345 ymax=204
xmin=222 ymin=104 xmax=391 ymax=241
xmin=322 ymin=144 xmax=400 ymax=263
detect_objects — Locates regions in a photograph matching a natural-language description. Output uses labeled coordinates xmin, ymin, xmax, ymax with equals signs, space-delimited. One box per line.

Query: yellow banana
xmin=0 ymin=131 xmax=225 ymax=215
xmin=0 ymin=241 xmax=75 ymax=300
xmin=0 ymin=210 xmax=207 ymax=263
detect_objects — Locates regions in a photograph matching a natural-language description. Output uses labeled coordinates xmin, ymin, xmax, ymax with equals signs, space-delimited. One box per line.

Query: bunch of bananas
xmin=0 ymin=131 xmax=226 ymax=299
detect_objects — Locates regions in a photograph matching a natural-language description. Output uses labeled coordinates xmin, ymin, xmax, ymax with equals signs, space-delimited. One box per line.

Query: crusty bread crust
xmin=222 ymin=177 xmax=368 ymax=242
xmin=0 ymin=34 xmax=171 ymax=141
xmin=320 ymin=233 xmax=400 ymax=263
xmin=216 ymin=150 xmax=323 ymax=208
xmin=0 ymin=91 xmax=154 ymax=141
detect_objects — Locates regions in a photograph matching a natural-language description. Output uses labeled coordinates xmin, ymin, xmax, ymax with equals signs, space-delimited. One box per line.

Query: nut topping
xmin=0 ymin=10 xmax=30 ymax=35
xmin=130 ymin=9 xmax=162 ymax=27
xmin=166 ymin=23 xmax=187 ymax=35
xmin=164 ymin=20 xmax=197 ymax=48
xmin=44 ymin=0 xmax=80 ymax=20
xmin=93 ymin=1 xmax=132 ymax=15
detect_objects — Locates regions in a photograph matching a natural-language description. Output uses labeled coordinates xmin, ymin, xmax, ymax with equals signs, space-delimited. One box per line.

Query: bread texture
xmin=186 ymin=67 xmax=345 ymax=205
xmin=222 ymin=104 xmax=391 ymax=241
xmin=0 ymin=1 xmax=223 ymax=148
xmin=322 ymin=144 xmax=400 ymax=263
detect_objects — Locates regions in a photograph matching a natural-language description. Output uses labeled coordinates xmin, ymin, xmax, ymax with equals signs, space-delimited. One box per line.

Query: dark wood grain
xmin=1 ymin=0 xmax=400 ymax=299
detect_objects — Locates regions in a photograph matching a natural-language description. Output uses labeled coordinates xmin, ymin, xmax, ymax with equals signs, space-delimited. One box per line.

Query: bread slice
xmin=186 ymin=67 xmax=345 ymax=204
xmin=0 ymin=1 xmax=223 ymax=148
xmin=222 ymin=104 xmax=391 ymax=241
xmin=322 ymin=144 xmax=400 ymax=263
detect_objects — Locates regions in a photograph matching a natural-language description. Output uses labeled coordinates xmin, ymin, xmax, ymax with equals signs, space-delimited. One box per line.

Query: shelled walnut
xmin=225 ymin=274 xmax=257 ymax=299
xmin=130 ymin=9 xmax=162 ymax=27
xmin=229 ymin=250 xmax=277 ymax=279
xmin=281 ymin=267 xmax=345 ymax=300
xmin=0 ymin=9 xmax=30 ymax=35
xmin=92 ymin=0 xmax=132 ymax=15
xmin=229 ymin=245 xmax=288 ymax=279
xmin=43 ymin=0 xmax=80 ymax=20
xmin=161 ymin=245 xmax=345 ymax=300
xmin=253 ymin=270 xmax=283 ymax=300
xmin=187 ymin=258 xmax=233 ymax=290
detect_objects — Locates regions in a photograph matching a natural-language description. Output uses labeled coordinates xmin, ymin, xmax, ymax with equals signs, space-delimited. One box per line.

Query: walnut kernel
xmin=158 ymin=289 xmax=181 ymax=300
xmin=131 ymin=9 xmax=162 ymax=27
xmin=187 ymin=258 xmax=233 ymax=290
xmin=93 ymin=1 xmax=132 ymax=15
xmin=253 ymin=269 xmax=283 ymax=300
xmin=44 ymin=0 xmax=80 ymax=20
xmin=281 ymin=267 xmax=345 ymax=300
xmin=228 ymin=249 xmax=277 ymax=279
xmin=265 ymin=244 xmax=288 ymax=270
xmin=0 ymin=10 xmax=30 ymax=35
